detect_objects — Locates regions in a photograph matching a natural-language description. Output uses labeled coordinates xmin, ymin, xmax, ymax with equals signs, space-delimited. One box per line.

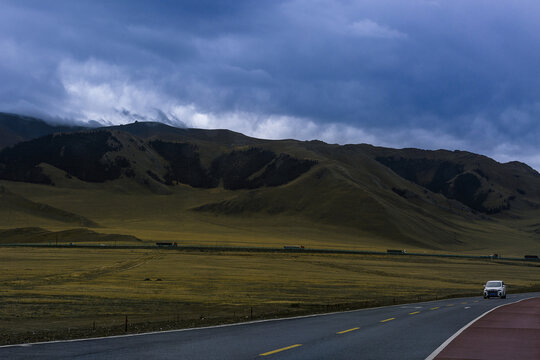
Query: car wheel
xmin=501 ymin=295 xmax=506 ymax=299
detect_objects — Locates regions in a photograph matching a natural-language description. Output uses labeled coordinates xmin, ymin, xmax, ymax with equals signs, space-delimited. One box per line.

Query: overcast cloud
xmin=1 ymin=0 xmax=539 ymax=169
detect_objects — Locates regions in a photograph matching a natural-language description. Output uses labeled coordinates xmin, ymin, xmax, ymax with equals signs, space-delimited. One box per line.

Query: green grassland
xmin=1 ymin=176 xmax=539 ymax=256
xmin=1 ymin=247 xmax=539 ymax=344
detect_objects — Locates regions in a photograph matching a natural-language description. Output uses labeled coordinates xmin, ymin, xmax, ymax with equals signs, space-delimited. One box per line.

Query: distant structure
xmin=387 ymin=249 xmax=407 ymax=254
xmin=156 ymin=242 xmax=178 ymax=247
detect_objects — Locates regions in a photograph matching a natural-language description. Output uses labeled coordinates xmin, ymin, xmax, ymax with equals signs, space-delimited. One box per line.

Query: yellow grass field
xmin=1 ymin=247 xmax=539 ymax=344
xmin=1 ymin=176 xmax=540 ymax=345
xmin=2 ymin=179 xmax=539 ymax=257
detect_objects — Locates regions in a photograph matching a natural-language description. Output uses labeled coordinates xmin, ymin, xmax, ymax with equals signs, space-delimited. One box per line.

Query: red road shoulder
xmin=433 ymin=297 xmax=540 ymax=360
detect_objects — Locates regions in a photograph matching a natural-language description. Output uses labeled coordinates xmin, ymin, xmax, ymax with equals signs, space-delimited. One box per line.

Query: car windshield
xmin=486 ymin=281 xmax=501 ymax=287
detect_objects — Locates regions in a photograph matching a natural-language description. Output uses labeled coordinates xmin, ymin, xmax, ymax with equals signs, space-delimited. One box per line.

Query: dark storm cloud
xmin=0 ymin=0 xmax=539 ymax=168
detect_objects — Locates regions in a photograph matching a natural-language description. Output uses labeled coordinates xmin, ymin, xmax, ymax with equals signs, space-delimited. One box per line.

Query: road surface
xmin=1 ymin=292 xmax=538 ymax=359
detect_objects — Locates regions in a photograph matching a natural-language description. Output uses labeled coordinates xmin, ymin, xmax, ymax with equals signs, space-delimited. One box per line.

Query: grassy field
xmin=1 ymin=247 xmax=539 ymax=345
xmin=0 ymin=179 xmax=423 ymax=251
xmin=2 ymin=179 xmax=539 ymax=256
xmin=1 ymin=173 xmax=540 ymax=345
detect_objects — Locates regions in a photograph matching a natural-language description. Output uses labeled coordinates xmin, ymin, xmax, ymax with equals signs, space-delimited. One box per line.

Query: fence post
xmin=125 ymin=315 xmax=128 ymax=332
xmin=250 ymin=307 xmax=253 ymax=320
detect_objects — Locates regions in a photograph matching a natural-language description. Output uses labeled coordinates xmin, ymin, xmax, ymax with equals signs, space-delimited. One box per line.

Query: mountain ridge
xmin=1 ymin=112 xmax=539 ymax=253
xmin=1 ymin=113 xmax=539 ymax=215
xmin=0 ymin=112 xmax=86 ymax=149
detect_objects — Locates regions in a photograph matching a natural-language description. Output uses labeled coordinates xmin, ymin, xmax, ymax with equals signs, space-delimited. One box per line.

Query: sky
xmin=1 ymin=0 xmax=540 ymax=170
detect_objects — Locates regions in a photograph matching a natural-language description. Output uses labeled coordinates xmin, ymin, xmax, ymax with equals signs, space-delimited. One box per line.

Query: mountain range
xmin=0 ymin=112 xmax=539 ymax=255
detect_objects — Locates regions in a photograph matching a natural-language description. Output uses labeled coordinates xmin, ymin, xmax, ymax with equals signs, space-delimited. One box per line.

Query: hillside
xmin=0 ymin=185 xmax=98 ymax=227
xmin=0 ymin=129 xmax=316 ymax=192
xmin=354 ymin=145 xmax=540 ymax=214
xmin=0 ymin=227 xmax=140 ymax=244
xmin=0 ymin=116 xmax=539 ymax=255
xmin=0 ymin=112 xmax=84 ymax=149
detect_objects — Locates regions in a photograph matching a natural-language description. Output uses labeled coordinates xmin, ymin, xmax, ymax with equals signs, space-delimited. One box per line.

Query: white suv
xmin=483 ymin=280 xmax=506 ymax=299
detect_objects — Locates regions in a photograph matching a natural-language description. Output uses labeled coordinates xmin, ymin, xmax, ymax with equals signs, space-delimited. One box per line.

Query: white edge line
xmin=424 ymin=297 xmax=534 ymax=360
xmin=0 ymin=294 xmax=531 ymax=350
xmin=0 ymin=303 xmax=389 ymax=349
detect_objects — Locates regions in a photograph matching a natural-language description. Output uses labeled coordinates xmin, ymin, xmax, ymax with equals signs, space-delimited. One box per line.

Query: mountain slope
xmin=0 ymin=129 xmax=317 ymax=193
xmin=0 ymin=185 xmax=98 ymax=227
xmin=353 ymin=145 xmax=540 ymax=214
xmin=0 ymin=117 xmax=539 ymax=253
xmin=0 ymin=112 xmax=85 ymax=149
xmin=0 ymin=227 xmax=140 ymax=244
xmin=192 ymin=150 xmax=483 ymax=250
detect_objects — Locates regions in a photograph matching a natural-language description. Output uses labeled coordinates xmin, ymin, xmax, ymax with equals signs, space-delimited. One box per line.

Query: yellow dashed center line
xmin=259 ymin=298 xmax=476 ymax=356
xmin=260 ymin=344 xmax=302 ymax=356
xmin=258 ymin=298 xmax=483 ymax=357
xmin=337 ymin=327 xmax=360 ymax=334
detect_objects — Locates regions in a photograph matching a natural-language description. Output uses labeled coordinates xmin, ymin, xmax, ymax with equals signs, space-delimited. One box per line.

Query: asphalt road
xmin=2 ymin=292 xmax=539 ymax=360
